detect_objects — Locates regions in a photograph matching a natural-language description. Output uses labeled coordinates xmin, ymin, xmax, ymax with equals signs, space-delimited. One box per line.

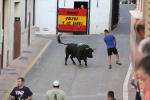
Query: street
xmin=23 ymin=5 xmax=134 ymax=100
xmin=0 ymin=4 xmax=136 ymax=100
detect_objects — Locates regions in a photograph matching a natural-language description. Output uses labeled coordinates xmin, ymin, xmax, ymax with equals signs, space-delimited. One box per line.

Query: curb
xmin=123 ymin=64 xmax=132 ymax=100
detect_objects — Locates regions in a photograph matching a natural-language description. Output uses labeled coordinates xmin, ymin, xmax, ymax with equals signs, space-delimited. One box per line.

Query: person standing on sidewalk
xmin=131 ymin=76 xmax=141 ymax=100
xmin=10 ymin=77 xmax=33 ymax=100
xmin=134 ymin=19 xmax=145 ymax=40
xmin=133 ymin=19 xmax=146 ymax=100
xmin=78 ymin=5 xmax=85 ymax=9
xmin=136 ymin=55 xmax=150 ymax=100
xmin=104 ymin=29 xmax=122 ymax=69
xmin=137 ymin=38 xmax=150 ymax=100
xmin=44 ymin=80 xmax=68 ymax=100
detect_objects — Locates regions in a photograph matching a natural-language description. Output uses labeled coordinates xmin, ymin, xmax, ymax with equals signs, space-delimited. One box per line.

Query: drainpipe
xmin=109 ymin=0 xmax=113 ymax=31
xmin=56 ymin=0 xmax=59 ymax=35
xmin=0 ymin=0 xmax=5 ymax=75
xmin=0 ymin=31 xmax=4 ymax=75
xmin=88 ymin=0 xmax=91 ymax=35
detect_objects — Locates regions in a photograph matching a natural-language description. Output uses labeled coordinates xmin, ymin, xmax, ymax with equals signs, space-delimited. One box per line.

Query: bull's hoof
xmin=64 ymin=63 xmax=67 ymax=66
xmin=73 ymin=62 xmax=76 ymax=65
xmin=85 ymin=65 xmax=87 ymax=68
xmin=79 ymin=65 xmax=82 ymax=67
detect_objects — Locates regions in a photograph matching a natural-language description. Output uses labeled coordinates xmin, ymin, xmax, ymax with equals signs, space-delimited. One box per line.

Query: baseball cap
xmin=53 ymin=80 xmax=60 ymax=86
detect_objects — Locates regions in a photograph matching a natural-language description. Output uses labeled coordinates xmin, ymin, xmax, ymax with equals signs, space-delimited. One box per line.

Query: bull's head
xmin=86 ymin=48 xmax=96 ymax=58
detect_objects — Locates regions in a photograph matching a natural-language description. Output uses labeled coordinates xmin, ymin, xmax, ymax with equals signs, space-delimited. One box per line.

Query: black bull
xmin=57 ymin=34 xmax=96 ymax=67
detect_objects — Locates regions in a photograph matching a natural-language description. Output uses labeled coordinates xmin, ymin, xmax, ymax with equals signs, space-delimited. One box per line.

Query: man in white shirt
xmin=44 ymin=80 xmax=68 ymax=100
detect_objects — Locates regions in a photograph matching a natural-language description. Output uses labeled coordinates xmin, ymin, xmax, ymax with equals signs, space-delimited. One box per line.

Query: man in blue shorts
xmin=104 ymin=29 xmax=122 ymax=69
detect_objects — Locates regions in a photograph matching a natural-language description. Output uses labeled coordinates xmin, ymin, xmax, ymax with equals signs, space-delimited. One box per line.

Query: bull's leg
xmin=77 ymin=57 xmax=82 ymax=67
xmin=83 ymin=58 xmax=87 ymax=67
xmin=65 ymin=53 xmax=69 ymax=65
xmin=70 ymin=55 xmax=76 ymax=65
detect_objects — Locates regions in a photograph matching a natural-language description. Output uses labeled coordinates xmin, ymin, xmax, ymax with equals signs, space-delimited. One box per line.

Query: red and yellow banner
xmin=58 ymin=8 xmax=87 ymax=32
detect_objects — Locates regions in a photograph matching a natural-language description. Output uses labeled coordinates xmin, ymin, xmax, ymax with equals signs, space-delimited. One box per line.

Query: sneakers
xmin=109 ymin=65 xmax=112 ymax=69
xmin=109 ymin=61 xmax=122 ymax=69
xmin=116 ymin=61 xmax=122 ymax=65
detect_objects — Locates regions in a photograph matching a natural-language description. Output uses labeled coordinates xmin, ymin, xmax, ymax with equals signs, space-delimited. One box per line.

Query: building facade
xmin=0 ymin=0 xmax=36 ymax=68
xmin=35 ymin=0 xmax=119 ymax=35
xmin=144 ymin=0 xmax=150 ymax=38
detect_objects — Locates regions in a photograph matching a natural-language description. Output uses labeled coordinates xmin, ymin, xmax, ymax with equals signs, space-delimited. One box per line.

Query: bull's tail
xmin=57 ymin=34 xmax=68 ymax=45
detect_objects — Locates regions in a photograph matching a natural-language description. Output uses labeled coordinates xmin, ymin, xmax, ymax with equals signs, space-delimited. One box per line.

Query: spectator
xmin=134 ymin=19 xmax=145 ymax=40
xmin=136 ymin=55 xmax=150 ymax=100
xmin=107 ymin=91 xmax=116 ymax=100
xmin=120 ymin=0 xmax=123 ymax=4
xmin=122 ymin=0 xmax=128 ymax=4
xmin=128 ymin=0 xmax=132 ymax=4
xmin=80 ymin=5 xmax=84 ymax=9
xmin=138 ymin=38 xmax=150 ymax=57
xmin=104 ymin=29 xmax=122 ymax=69
xmin=10 ymin=77 xmax=33 ymax=100
xmin=133 ymin=18 xmax=146 ymax=100
xmin=44 ymin=80 xmax=68 ymax=100
xmin=132 ymin=0 xmax=136 ymax=4
xmin=131 ymin=76 xmax=141 ymax=100
xmin=78 ymin=5 xmax=84 ymax=9
xmin=137 ymin=38 xmax=150 ymax=100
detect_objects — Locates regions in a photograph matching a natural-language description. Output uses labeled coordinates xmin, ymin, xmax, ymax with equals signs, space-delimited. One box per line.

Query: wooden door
xmin=13 ymin=21 xmax=21 ymax=59
xmin=28 ymin=12 xmax=31 ymax=45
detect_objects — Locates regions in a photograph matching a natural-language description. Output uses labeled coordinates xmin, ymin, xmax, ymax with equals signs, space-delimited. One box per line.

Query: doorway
xmin=14 ymin=21 xmax=21 ymax=59
xmin=74 ymin=2 xmax=88 ymax=9
xmin=13 ymin=2 xmax=21 ymax=59
xmin=73 ymin=1 xmax=88 ymax=35
xmin=111 ymin=0 xmax=119 ymax=30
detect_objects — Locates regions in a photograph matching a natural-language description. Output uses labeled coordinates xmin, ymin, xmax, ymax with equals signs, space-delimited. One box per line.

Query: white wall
xmin=36 ymin=0 xmax=57 ymax=34
xmin=90 ymin=0 xmax=111 ymax=34
xmin=36 ymin=0 xmax=111 ymax=34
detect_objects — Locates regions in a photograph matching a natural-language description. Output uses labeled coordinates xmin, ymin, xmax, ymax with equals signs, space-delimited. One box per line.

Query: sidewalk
xmin=0 ymin=37 xmax=52 ymax=100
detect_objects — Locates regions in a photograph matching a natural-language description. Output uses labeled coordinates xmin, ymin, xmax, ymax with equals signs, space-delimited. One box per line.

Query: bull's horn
xmin=92 ymin=48 xmax=96 ymax=50
xmin=86 ymin=48 xmax=89 ymax=50
xmin=58 ymin=34 xmax=62 ymax=36
xmin=57 ymin=34 xmax=62 ymax=38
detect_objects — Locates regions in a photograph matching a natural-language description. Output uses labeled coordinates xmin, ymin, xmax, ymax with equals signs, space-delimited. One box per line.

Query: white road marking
xmin=123 ymin=64 xmax=132 ymax=100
